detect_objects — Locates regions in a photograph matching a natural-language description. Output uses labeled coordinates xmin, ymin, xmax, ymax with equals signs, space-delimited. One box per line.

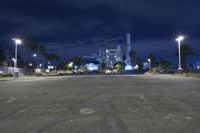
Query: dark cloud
xmin=0 ymin=0 xmax=200 ymax=60
xmin=1 ymin=0 xmax=200 ymax=39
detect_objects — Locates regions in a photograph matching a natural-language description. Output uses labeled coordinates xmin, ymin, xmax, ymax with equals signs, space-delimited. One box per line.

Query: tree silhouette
xmin=8 ymin=48 xmax=14 ymax=67
xmin=158 ymin=59 xmax=171 ymax=72
xmin=148 ymin=53 xmax=156 ymax=67
xmin=129 ymin=50 xmax=137 ymax=64
xmin=24 ymin=38 xmax=39 ymax=53
xmin=0 ymin=47 xmax=6 ymax=66
xmin=72 ymin=56 xmax=84 ymax=67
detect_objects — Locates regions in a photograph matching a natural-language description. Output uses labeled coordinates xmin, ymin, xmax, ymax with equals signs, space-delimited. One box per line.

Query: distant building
xmin=99 ymin=45 xmax=122 ymax=68
xmin=83 ymin=56 xmax=100 ymax=72
xmin=105 ymin=45 xmax=122 ymax=68
xmin=83 ymin=45 xmax=122 ymax=69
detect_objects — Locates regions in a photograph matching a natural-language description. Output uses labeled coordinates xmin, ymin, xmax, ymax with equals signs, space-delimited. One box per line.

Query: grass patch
xmin=182 ymin=72 xmax=200 ymax=77
xmin=0 ymin=73 xmax=12 ymax=78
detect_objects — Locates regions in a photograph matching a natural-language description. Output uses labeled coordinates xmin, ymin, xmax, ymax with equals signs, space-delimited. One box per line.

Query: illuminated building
xmin=100 ymin=45 xmax=122 ymax=68
xmin=84 ymin=45 xmax=122 ymax=69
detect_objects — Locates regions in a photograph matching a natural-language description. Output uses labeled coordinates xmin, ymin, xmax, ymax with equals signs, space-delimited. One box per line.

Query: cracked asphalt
xmin=0 ymin=75 xmax=200 ymax=133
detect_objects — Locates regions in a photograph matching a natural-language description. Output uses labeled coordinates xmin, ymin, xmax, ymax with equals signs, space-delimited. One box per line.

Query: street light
xmin=12 ymin=38 xmax=22 ymax=76
xmin=33 ymin=53 xmax=37 ymax=57
xmin=148 ymin=59 xmax=151 ymax=71
xmin=68 ymin=62 xmax=74 ymax=68
xmin=175 ymin=36 xmax=184 ymax=70
xmin=32 ymin=53 xmax=38 ymax=69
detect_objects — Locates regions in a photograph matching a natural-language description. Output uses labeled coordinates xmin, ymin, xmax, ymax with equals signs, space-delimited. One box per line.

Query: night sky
xmin=0 ymin=0 xmax=200 ymax=63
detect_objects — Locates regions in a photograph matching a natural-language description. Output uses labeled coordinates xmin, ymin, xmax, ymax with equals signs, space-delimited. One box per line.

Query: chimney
xmin=126 ymin=33 xmax=131 ymax=64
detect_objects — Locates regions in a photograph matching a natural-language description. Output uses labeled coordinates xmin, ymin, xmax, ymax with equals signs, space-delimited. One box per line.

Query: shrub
xmin=0 ymin=73 xmax=12 ymax=78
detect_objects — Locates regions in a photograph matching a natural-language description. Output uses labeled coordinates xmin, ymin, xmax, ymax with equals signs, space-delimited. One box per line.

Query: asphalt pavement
xmin=0 ymin=75 xmax=200 ymax=133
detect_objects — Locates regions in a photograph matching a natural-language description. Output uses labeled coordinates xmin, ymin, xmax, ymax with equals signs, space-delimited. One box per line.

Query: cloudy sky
xmin=0 ymin=0 xmax=200 ymax=62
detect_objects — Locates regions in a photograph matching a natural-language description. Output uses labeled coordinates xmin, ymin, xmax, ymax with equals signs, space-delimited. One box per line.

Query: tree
xmin=43 ymin=52 xmax=49 ymax=61
xmin=158 ymin=59 xmax=171 ymax=72
xmin=99 ymin=59 xmax=107 ymax=72
xmin=24 ymin=38 xmax=39 ymax=53
xmin=8 ymin=48 xmax=14 ymax=67
xmin=148 ymin=53 xmax=156 ymax=67
xmin=50 ymin=53 xmax=59 ymax=64
xmin=129 ymin=50 xmax=137 ymax=64
xmin=151 ymin=59 xmax=171 ymax=73
xmin=57 ymin=61 xmax=68 ymax=70
xmin=175 ymin=44 xmax=194 ymax=70
xmin=0 ymin=47 xmax=6 ymax=66
xmin=129 ymin=50 xmax=144 ymax=71
xmin=38 ymin=45 xmax=45 ymax=54
xmin=122 ymin=54 xmax=126 ymax=61
xmin=17 ymin=54 xmax=25 ymax=68
xmin=135 ymin=57 xmax=143 ymax=70
xmin=114 ymin=61 xmax=125 ymax=72
xmin=24 ymin=38 xmax=39 ymax=68
xmin=52 ymin=53 xmax=59 ymax=61
xmin=43 ymin=53 xmax=59 ymax=64
xmin=72 ymin=56 xmax=84 ymax=67
xmin=38 ymin=45 xmax=46 ymax=69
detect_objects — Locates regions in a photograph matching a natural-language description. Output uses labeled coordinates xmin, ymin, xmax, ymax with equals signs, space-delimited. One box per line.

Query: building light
xmin=12 ymin=58 xmax=16 ymax=62
xmin=134 ymin=65 xmax=139 ymax=70
xmin=48 ymin=66 xmax=54 ymax=69
xmin=86 ymin=63 xmax=99 ymax=71
xmin=125 ymin=64 xmax=133 ymax=71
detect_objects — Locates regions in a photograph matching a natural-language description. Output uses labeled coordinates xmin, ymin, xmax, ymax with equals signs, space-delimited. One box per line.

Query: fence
xmin=0 ymin=66 xmax=31 ymax=74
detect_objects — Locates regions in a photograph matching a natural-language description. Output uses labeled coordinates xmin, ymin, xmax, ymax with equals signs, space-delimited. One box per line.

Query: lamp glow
xmin=12 ymin=38 xmax=22 ymax=45
xmin=33 ymin=53 xmax=37 ymax=57
xmin=175 ymin=36 xmax=184 ymax=42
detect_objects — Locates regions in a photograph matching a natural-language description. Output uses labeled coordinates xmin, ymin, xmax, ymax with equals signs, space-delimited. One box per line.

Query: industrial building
xmin=83 ymin=33 xmax=133 ymax=70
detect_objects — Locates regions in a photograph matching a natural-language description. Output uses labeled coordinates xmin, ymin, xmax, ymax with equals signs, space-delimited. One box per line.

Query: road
xmin=0 ymin=75 xmax=200 ymax=133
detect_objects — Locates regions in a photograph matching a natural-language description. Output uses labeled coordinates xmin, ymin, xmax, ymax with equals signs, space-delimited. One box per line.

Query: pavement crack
xmin=98 ymin=99 xmax=130 ymax=133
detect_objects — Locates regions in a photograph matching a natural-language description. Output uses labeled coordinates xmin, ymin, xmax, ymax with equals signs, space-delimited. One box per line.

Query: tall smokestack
xmin=126 ymin=33 xmax=131 ymax=64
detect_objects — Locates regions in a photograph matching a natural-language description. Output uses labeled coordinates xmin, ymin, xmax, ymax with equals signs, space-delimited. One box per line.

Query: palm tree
xmin=175 ymin=44 xmax=194 ymax=70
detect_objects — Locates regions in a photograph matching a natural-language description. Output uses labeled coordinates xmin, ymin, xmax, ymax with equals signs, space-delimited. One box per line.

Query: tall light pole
xmin=175 ymin=36 xmax=184 ymax=70
xmin=12 ymin=38 xmax=22 ymax=70
xmin=148 ymin=59 xmax=151 ymax=71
